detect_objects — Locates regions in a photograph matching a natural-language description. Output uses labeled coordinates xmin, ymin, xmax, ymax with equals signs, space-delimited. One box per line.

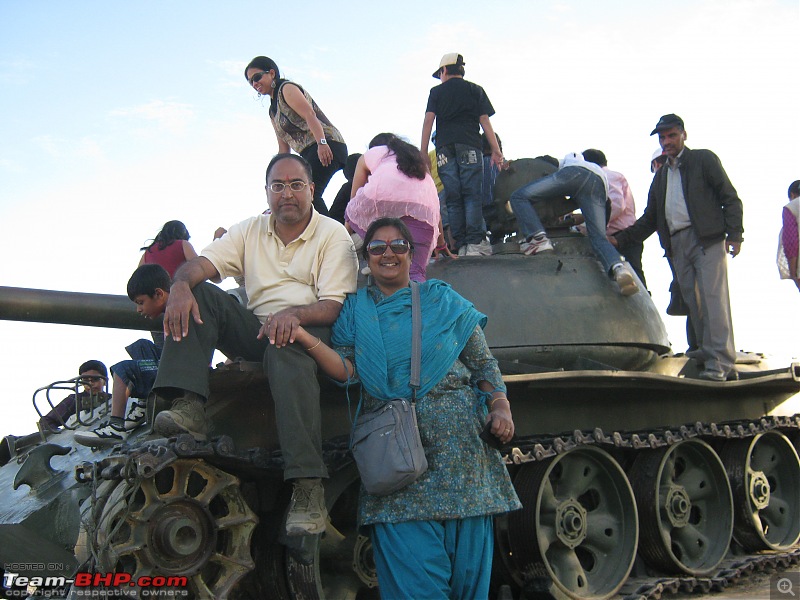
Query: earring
xmin=271 ymin=79 xmax=276 ymax=89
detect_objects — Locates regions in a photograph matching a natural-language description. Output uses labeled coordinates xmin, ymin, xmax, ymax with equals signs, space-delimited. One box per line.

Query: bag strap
xmin=410 ymin=281 xmax=422 ymax=402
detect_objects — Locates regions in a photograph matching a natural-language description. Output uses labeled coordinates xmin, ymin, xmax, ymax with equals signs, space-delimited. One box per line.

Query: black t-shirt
xmin=425 ymin=78 xmax=495 ymax=149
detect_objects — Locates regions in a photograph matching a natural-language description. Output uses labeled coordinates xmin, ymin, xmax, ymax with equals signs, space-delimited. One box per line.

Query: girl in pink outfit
xmin=345 ymin=133 xmax=448 ymax=281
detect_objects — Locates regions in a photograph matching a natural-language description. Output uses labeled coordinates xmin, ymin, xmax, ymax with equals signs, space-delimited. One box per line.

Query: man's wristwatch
xmin=319 ymin=138 xmax=328 ymax=145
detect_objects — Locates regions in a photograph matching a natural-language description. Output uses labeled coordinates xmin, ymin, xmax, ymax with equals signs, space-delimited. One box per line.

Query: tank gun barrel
xmin=0 ymin=286 xmax=158 ymax=331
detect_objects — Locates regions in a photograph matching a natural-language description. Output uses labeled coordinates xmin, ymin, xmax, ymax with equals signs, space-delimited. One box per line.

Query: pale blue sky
xmin=1 ymin=0 xmax=798 ymax=435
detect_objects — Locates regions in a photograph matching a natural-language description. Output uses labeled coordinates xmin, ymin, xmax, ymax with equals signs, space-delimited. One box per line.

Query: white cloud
xmin=109 ymin=100 xmax=196 ymax=133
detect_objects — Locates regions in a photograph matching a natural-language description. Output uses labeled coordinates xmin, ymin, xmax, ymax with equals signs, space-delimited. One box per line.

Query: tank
xmin=1 ymin=161 xmax=799 ymax=600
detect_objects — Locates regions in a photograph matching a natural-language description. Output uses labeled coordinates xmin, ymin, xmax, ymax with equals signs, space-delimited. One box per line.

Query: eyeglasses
xmin=268 ymin=181 xmax=309 ymax=194
xmin=249 ymin=71 xmax=269 ymax=86
xmin=366 ymin=239 xmax=412 ymax=256
xmin=80 ymin=376 xmax=104 ymax=383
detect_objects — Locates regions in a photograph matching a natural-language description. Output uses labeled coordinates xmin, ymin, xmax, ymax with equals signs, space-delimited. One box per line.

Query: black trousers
xmin=301 ymin=140 xmax=348 ymax=217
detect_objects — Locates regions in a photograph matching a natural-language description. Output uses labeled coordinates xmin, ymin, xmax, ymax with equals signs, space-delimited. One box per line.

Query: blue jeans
xmin=437 ymin=144 xmax=486 ymax=248
xmin=510 ymin=166 xmax=622 ymax=274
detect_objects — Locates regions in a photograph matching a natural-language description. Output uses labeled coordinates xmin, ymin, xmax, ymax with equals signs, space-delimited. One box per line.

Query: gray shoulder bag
xmin=350 ymin=282 xmax=428 ymax=496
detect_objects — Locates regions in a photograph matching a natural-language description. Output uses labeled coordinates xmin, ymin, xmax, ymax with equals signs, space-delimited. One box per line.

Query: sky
xmin=1 ymin=0 xmax=798 ymax=437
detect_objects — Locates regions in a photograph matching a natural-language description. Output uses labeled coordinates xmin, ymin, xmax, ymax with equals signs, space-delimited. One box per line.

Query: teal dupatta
xmin=331 ymin=279 xmax=486 ymax=401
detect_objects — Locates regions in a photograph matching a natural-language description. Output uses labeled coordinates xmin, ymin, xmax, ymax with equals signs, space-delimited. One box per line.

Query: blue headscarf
xmin=331 ymin=279 xmax=486 ymax=401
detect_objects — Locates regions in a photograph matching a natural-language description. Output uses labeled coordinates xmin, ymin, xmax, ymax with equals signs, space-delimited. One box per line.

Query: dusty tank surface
xmin=1 ymin=160 xmax=799 ymax=600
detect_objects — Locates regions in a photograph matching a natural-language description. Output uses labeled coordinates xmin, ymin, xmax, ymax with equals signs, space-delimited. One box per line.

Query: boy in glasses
xmin=75 ymin=264 xmax=171 ymax=446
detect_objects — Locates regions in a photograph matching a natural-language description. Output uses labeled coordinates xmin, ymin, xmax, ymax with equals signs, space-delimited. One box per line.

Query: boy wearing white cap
xmin=420 ymin=53 xmax=503 ymax=256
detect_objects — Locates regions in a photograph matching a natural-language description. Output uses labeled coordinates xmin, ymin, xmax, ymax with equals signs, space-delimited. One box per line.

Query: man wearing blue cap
xmin=613 ymin=114 xmax=744 ymax=381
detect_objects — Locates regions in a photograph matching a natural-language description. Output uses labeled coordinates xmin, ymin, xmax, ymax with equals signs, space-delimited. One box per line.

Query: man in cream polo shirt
xmin=152 ymin=153 xmax=358 ymax=536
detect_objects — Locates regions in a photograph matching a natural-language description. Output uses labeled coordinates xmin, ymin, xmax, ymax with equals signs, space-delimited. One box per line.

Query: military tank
xmin=1 ymin=159 xmax=799 ymax=600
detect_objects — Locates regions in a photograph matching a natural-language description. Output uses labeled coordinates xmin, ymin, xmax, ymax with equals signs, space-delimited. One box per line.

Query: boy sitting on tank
xmin=75 ymin=264 xmax=171 ymax=447
xmin=39 ymin=359 xmax=110 ymax=432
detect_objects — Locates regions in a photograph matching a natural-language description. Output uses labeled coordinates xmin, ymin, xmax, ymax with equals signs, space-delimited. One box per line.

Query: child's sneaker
xmin=520 ymin=234 xmax=554 ymax=255
xmin=124 ymin=399 xmax=148 ymax=431
xmin=74 ymin=422 xmax=127 ymax=447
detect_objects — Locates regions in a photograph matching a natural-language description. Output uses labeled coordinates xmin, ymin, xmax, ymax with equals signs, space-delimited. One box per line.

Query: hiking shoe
xmin=286 ymin=478 xmax=327 ymax=536
xmin=124 ymin=399 xmax=148 ymax=431
xmin=520 ymin=234 xmax=554 ymax=256
xmin=154 ymin=394 xmax=208 ymax=440
xmin=74 ymin=422 xmax=127 ymax=447
xmin=612 ymin=264 xmax=640 ymax=296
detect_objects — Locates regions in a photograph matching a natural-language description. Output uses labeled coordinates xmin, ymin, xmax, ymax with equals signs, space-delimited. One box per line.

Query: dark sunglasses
xmin=366 ymin=239 xmax=412 ymax=256
xmin=249 ymin=71 xmax=269 ymax=85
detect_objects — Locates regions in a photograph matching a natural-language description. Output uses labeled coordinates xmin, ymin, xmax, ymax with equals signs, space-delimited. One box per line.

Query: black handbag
xmin=350 ymin=282 xmax=428 ymax=496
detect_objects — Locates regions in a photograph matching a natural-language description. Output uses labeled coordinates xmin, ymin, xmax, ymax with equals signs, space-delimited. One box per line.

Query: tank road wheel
xmin=93 ymin=459 xmax=258 ymax=599
xmin=630 ymin=439 xmax=733 ymax=575
xmin=719 ymin=432 xmax=800 ymax=550
xmin=507 ymin=447 xmax=638 ymax=600
xmin=284 ymin=464 xmax=380 ymax=600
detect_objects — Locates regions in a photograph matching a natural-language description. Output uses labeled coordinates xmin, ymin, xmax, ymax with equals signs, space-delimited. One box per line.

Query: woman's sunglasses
xmin=249 ymin=71 xmax=269 ymax=86
xmin=366 ymin=239 xmax=412 ymax=256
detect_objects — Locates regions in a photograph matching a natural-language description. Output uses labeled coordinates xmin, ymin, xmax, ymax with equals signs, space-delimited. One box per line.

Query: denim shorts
xmin=111 ymin=358 xmax=159 ymax=399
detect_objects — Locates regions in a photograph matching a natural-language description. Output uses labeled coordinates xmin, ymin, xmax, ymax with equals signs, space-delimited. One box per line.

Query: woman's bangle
xmin=490 ymin=396 xmax=509 ymax=410
xmin=306 ymin=337 xmax=322 ymax=352
xmin=436 ymin=243 xmax=448 ymax=251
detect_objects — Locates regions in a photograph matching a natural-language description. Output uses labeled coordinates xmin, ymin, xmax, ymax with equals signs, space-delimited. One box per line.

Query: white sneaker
xmin=74 ymin=422 xmax=127 ymax=447
xmin=612 ymin=264 xmax=640 ymax=296
xmin=124 ymin=399 xmax=148 ymax=431
xmin=520 ymin=234 xmax=554 ymax=256
xmin=464 ymin=239 xmax=492 ymax=256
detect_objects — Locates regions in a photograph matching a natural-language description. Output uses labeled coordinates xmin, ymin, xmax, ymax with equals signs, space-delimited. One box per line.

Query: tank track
xmin=502 ymin=414 xmax=800 ymax=465
xmin=618 ymin=548 xmax=800 ymax=599
xmin=76 ymin=414 xmax=800 ymax=482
